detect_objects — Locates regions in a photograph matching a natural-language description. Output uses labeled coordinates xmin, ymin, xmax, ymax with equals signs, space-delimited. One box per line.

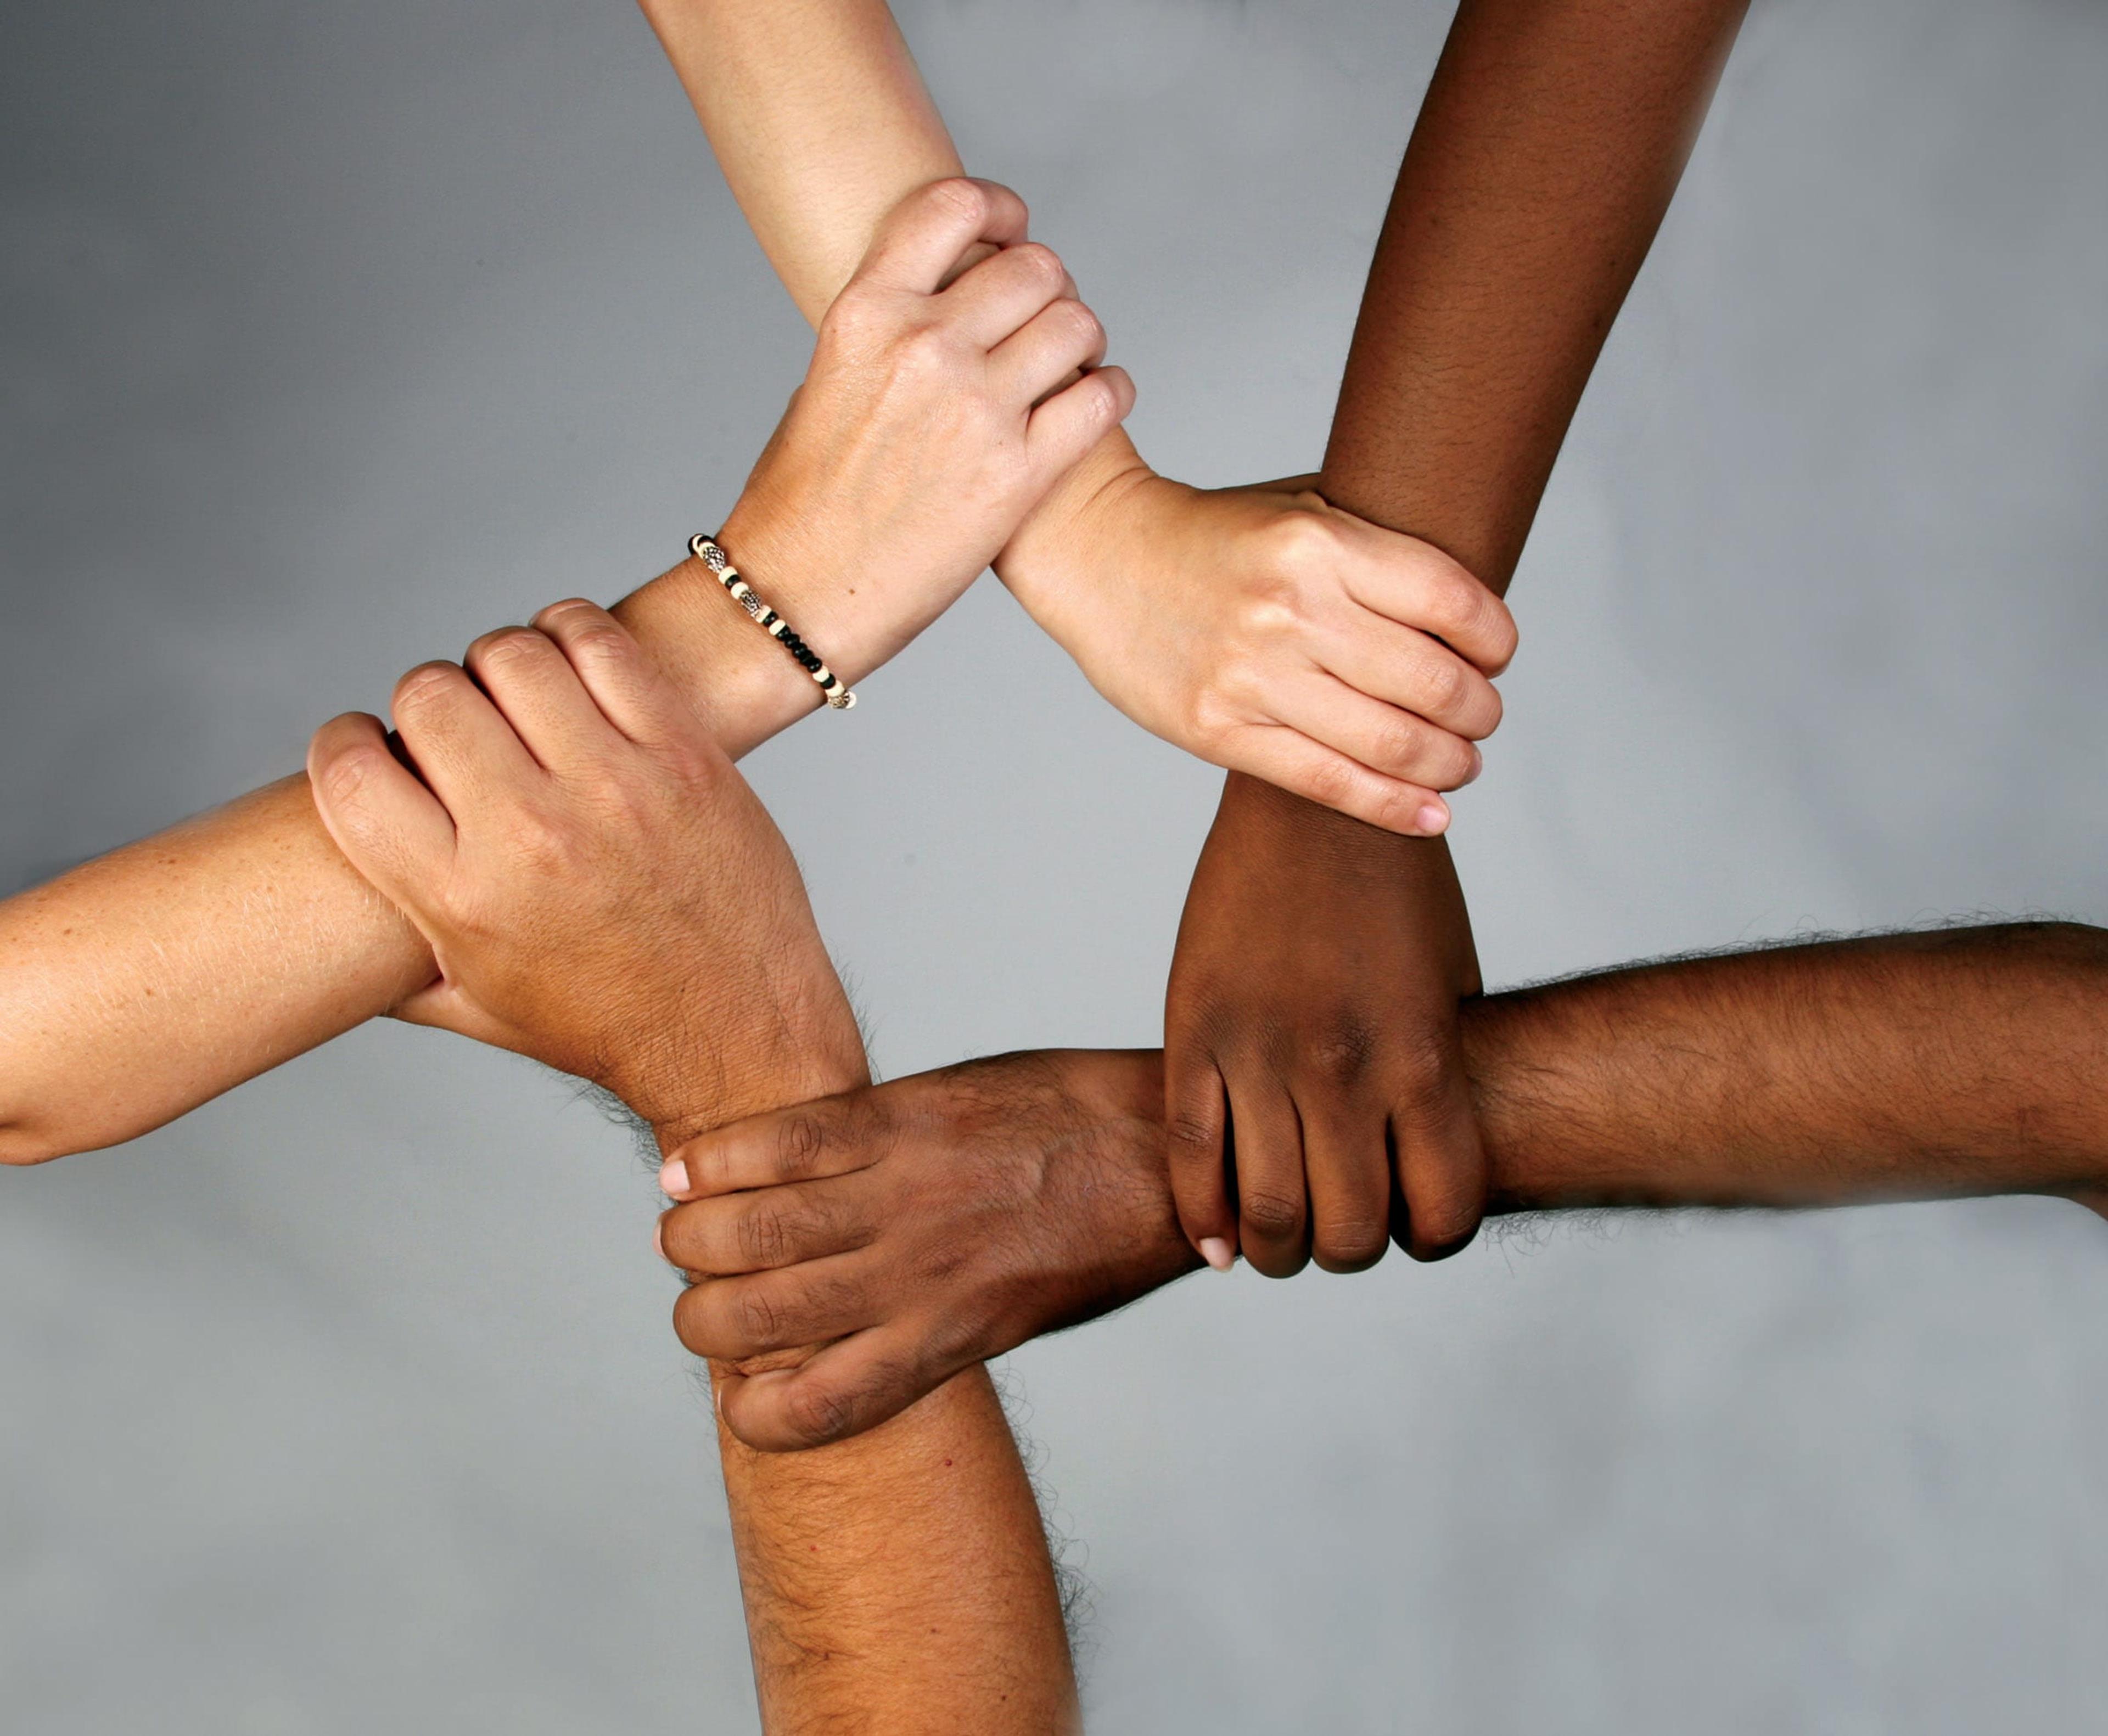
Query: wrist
xmin=992 ymin=424 xmax=1152 ymax=602
xmin=642 ymin=1015 xmax=870 ymax=1157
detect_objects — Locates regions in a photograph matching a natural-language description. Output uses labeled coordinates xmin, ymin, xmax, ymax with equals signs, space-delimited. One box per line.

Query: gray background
xmin=4 ymin=0 xmax=2107 ymax=1729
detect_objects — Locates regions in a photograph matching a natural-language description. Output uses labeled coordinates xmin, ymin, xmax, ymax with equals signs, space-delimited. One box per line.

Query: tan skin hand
xmin=995 ymin=459 xmax=1516 ymax=835
xmin=307 ymin=602 xmax=860 ymax=1131
xmin=1163 ymin=776 xmax=1486 ymax=1277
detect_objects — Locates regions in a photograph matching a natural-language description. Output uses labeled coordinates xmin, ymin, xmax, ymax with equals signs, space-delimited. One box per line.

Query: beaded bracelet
xmin=689 ymin=535 xmax=856 ymax=710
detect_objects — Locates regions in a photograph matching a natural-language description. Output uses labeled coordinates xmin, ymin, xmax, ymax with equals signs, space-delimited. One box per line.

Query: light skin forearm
xmin=0 ymin=559 xmax=823 ymax=1164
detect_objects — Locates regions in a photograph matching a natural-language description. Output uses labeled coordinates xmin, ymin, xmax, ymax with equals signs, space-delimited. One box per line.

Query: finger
xmin=1222 ymin=722 xmax=1449 ymax=837
xmin=530 ymin=599 xmax=698 ymax=750
xmin=1297 ymin=1094 xmax=1393 ymax=1276
xmin=715 ymin=1322 xmax=951 ymax=1452
xmin=856 ymin=177 xmax=1030 ymax=297
xmin=1335 ymin=521 xmax=1519 ymax=677
xmin=461 ymin=624 xmax=618 ymax=774
xmin=1318 ymin=609 xmax=1505 ymax=742
xmin=1271 ymin=670 xmax=1483 ymax=795
xmin=387 ymin=661 xmax=541 ymax=827
xmin=1162 ymin=1043 xmax=1236 ymax=1269
xmin=1022 ymin=364 xmax=1135 ymax=490
xmin=986 ymin=296 xmax=1107 ymax=407
xmin=306 ymin=711 xmax=457 ymax=911
xmin=660 ymin=1172 xmax=876 ymax=1277
xmin=1225 ymin=1076 xmax=1310 ymax=1279
xmin=935 ymin=240 xmax=1076 ymax=349
xmin=661 ymin=1094 xmax=895 ymax=1200
xmin=1389 ymin=1042 xmax=1489 ymax=1263
xmin=672 ymin=1256 xmax=883 ymax=1362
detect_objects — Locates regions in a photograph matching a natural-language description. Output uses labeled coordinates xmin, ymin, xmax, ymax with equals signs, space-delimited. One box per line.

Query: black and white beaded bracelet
xmin=690 ymin=535 xmax=856 ymax=710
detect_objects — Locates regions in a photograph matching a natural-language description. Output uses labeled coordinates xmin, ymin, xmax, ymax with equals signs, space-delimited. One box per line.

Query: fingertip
xmin=1198 ymin=1236 xmax=1236 ymax=1272
xmin=1414 ymin=799 xmax=1451 ymax=836
xmin=659 ymin=1156 xmax=692 ymax=1199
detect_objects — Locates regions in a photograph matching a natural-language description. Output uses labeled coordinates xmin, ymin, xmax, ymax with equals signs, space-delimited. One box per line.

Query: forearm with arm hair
xmin=657 ymin=1066 xmax=1077 ymax=1731
xmin=1471 ymin=923 xmax=2108 ymax=1215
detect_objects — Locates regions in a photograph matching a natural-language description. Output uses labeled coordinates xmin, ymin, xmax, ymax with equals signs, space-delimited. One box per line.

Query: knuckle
xmin=1313 ymin=1215 xmax=1391 ymax=1273
xmin=1367 ymin=714 xmax=1428 ymax=778
xmin=1240 ymin=1187 xmax=1307 ymax=1240
xmin=923 ymin=175 xmax=989 ymax=227
xmin=1391 ymin=1036 xmax=1459 ymax=1104
xmin=1010 ymin=240 xmax=1064 ymax=289
xmin=736 ymin=1207 xmax=792 ymax=1269
xmin=468 ymin=626 xmax=546 ymax=671
xmin=1052 ymin=295 xmax=1102 ymax=346
xmin=819 ymin=283 xmax=885 ymax=344
xmin=1165 ymin=1109 xmax=1223 ymax=1158
xmin=784 ymin=1375 xmax=856 ymax=1448
xmin=1408 ymin=1198 xmax=1485 ymax=1261
xmin=1418 ymin=653 xmax=1467 ymax=713
xmin=1299 ymin=755 xmax=1359 ymax=813
xmin=775 ymin=1114 xmax=828 ymax=1182
xmin=392 ymin=661 xmax=459 ymax=713
xmin=732 ymin=1286 xmax=784 ymax=1347
xmin=1262 ymin=511 xmax=1339 ymax=578
xmin=314 ymin=743 xmax=380 ymax=810
xmin=892 ymin=320 xmax=957 ymax=381
xmin=1304 ymin=1015 xmax=1381 ymax=1088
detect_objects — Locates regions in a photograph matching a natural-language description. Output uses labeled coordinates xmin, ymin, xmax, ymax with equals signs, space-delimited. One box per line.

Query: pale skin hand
xmin=659 ymin=922 xmax=2108 ymax=1451
xmin=0 ymin=177 xmax=1125 ymax=1164
xmin=1164 ymin=0 xmax=1752 ymax=1283
xmin=638 ymin=0 xmax=1517 ymax=829
xmin=312 ymin=609 xmax=1079 ymax=1733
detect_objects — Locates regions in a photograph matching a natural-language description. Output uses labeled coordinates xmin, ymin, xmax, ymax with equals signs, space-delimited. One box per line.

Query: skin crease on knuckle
xmin=921 ymin=174 xmax=993 ymax=231
xmin=391 ymin=662 xmax=462 ymax=717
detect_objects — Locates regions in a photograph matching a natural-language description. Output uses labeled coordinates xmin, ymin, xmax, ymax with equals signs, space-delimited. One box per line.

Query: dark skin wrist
xmin=1165 ymin=773 xmax=1487 ymax=1273
xmin=1163 ymin=0 xmax=1750 ymax=1278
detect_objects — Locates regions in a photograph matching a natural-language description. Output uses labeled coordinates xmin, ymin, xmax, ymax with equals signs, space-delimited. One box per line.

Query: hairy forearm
xmin=1470 ymin=923 xmax=2108 ymax=1213
xmin=0 ymin=548 xmax=851 ymax=1164
xmin=653 ymin=1055 xmax=1077 ymax=1729
xmin=1322 ymin=0 xmax=1747 ymax=590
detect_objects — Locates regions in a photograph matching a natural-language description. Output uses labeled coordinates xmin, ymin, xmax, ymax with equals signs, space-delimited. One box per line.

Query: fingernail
xmin=660 ymin=1157 xmax=691 ymax=1198
xmin=654 ymin=1220 xmax=666 ymax=1260
xmin=1415 ymin=801 xmax=1450 ymax=836
xmin=1465 ymin=746 xmax=1484 ymax=785
xmin=1199 ymin=1237 xmax=1235 ymax=1272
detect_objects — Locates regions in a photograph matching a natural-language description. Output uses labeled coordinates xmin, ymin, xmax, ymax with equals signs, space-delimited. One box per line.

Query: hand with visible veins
xmin=658 ymin=923 xmax=2108 ymax=1453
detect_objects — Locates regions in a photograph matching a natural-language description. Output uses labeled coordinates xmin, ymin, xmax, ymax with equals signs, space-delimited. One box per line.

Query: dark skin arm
xmin=1164 ymin=0 xmax=1751 ymax=1277
xmin=661 ymin=921 xmax=2108 ymax=1451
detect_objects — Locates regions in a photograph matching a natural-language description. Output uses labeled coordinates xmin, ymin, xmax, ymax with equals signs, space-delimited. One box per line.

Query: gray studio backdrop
xmin=5 ymin=1 xmax=2107 ymax=1731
